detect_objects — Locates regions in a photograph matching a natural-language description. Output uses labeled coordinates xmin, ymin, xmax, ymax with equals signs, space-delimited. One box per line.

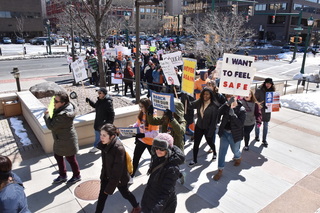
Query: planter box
xmin=2 ymin=99 xmax=22 ymax=117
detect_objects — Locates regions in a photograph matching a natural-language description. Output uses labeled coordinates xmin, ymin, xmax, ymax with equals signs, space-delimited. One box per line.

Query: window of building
xmin=141 ymin=14 xmax=145 ymax=19
xmin=303 ymin=5 xmax=316 ymax=13
xmin=153 ymin=9 xmax=157 ymax=13
xmin=0 ymin=11 xmax=11 ymax=18
xmin=146 ymin=8 xmax=151 ymax=13
xmin=305 ymin=0 xmax=317 ymax=3
xmin=140 ymin=8 xmax=145 ymax=13
xmin=269 ymin=3 xmax=287 ymax=10
xmin=293 ymin=4 xmax=303 ymax=11
xmin=255 ymin=4 xmax=267 ymax=11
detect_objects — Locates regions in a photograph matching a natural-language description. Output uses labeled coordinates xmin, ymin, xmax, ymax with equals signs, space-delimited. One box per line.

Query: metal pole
xmin=300 ymin=25 xmax=312 ymax=74
xmin=135 ymin=0 xmax=141 ymax=103
xmin=16 ymin=77 xmax=21 ymax=92
xmin=126 ymin=20 xmax=129 ymax=47
xmin=71 ymin=12 xmax=75 ymax=62
xmin=292 ymin=11 xmax=302 ymax=62
xmin=211 ymin=0 xmax=215 ymax=12
xmin=47 ymin=24 xmax=52 ymax=55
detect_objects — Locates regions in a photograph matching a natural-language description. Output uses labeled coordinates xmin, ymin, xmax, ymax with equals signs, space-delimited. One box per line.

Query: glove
xmin=147 ymin=105 xmax=154 ymax=115
xmin=85 ymin=98 xmax=90 ymax=103
xmin=135 ymin=133 xmax=145 ymax=138
xmin=165 ymin=109 xmax=174 ymax=121
xmin=227 ymin=96 xmax=235 ymax=106
xmin=229 ymin=108 xmax=235 ymax=116
xmin=257 ymin=123 xmax=261 ymax=128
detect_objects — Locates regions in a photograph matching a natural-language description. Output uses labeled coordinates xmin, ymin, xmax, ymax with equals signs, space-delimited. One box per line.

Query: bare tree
xmin=185 ymin=11 xmax=255 ymax=66
xmin=15 ymin=16 xmax=25 ymax=38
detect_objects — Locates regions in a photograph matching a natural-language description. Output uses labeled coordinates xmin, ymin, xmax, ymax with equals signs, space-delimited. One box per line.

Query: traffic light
xmin=232 ymin=4 xmax=237 ymax=15
xmin=272 ymin=15 xmax=276 ymax=24
xmin=290 ymin=36 xmax=294 ymax=43
xmin=245 ymin=15 xmax=249 ymax=22
xmin=248 ymin=6 xmax=253 ymax=16
xmin=298 ymin=37 xmax=302 ymax=43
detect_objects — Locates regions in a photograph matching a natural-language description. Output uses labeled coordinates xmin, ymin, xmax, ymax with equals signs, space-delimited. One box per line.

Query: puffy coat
xmin=44 ymin=102 xmax=79 ymax=156
xmin=141 ymin=146 xmax=185 ymax=213
xmin=88 ymin=95 xmax=115 ymax=130
xmin=97 ymin=137 xmax=130 ymax=195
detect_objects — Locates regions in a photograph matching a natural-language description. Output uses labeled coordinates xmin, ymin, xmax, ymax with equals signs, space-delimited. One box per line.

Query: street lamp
xmin=11 ymin=67 xmax=21 ymax=92
xmin=46 ymin=20 xmax=52 ymax=55
xmin=124 ymin=12 xmax=130 ymax=47
xmin=300 ymin=16 xmax=314 ymax=74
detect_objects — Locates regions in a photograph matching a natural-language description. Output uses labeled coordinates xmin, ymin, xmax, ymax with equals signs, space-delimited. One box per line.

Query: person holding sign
xmin=213 ymin=95 xmax=246 ymax=181
xmin=184 ymin=88 xmax=219 ymax=167
xmin=129 ymin=98 xmax=159 ymax=184
xmin=194 ymin=70 xmax=210 ymax=100
xmin=254 ymin=78 xmax=276 ymax=147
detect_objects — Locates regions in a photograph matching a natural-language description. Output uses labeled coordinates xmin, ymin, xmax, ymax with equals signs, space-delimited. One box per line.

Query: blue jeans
xmin=218 ymin=130 xmax=241 ymax=170
xmin=94 ymin=130 xmax=100 ymax=147
xmin=255 ymin=121 xmax=268 ymax=142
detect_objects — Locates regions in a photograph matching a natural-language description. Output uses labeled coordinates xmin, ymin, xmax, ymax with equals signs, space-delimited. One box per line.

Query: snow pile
xmin=9 ymin=117 xmax=32 ymax=146
xmin=280 ymin=91 xmax=320 ymax=116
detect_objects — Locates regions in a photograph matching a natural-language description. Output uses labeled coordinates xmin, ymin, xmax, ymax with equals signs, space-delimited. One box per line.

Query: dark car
xmin=29 ymin=37 xmax=54 ymax=45
xmin=15 ymin=37 xmax=25 ymax=44
xmin=2 ymin=37 xmax=12 ymax=44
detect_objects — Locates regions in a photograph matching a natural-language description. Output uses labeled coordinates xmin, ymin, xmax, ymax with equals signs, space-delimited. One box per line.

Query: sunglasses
xmin=154 ymin=147 xmax=166 ymax=151
xmin=54 ymin=99 xmax=62 ymax=103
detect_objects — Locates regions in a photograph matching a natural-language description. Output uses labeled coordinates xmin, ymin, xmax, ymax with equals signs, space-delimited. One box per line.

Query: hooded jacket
xmin=141 ymin=145 xmax=185 ymax=213
xmin=88 ymin=95 xmax=115 ymax=130
xmin=44 ymin=102 xmax=79 ymax=156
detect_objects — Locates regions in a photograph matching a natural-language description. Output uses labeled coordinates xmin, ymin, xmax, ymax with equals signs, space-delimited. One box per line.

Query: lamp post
xmin=124 ymin=12 xmax=130 ymax=47
xmin=11 ymin=67 xmax=21 ymax=92
xmin=300 ymin=16 xmax=314 ymax=74
xmin=46 ymin=20 xmax=52 ymax=55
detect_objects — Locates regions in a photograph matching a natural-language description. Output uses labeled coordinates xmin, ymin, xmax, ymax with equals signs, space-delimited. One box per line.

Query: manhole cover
xmin=74 ymin=180 xmax=100 ymax=201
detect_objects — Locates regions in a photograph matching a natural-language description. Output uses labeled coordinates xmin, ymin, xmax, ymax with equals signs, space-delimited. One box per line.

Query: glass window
xmin=153 ymin=9 xmax=157 ymax=13
xmin=140 ymin=8 xmax=145 ymax=13
xmin=305 ymin=0 xmax=317 ymax=2
xmin=270 ymin=3 xmax=287 ymax=10
xmin=293 ymin=4 xmax=303 ymax=11
xmin=141 ymin=14 xmax=145 ymax=19
xmin=0 ymin=11 xmax=11 ymax=18
xmin=146 ymin=8 xmax=151 ymax=13
xmin=255 ymin=4 xmax=267 ymax=11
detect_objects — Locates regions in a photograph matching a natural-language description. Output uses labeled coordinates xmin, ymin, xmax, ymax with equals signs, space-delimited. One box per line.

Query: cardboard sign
xmin=181 ymin=58 xmax=197 ymax=96
xmin=265 ymin=92 xmax=280 ymax=113
xmin=160 ymin=59 xmax=180 ymax=86
xmin=218 ymin=53 xmax=256 ymax=96
xmin=71 ymin=59 xmax=88 ymax=83
xmin=111 ymin=73 xmax=123 ymax=84
xmin=162 ymin=51 xmax=183 ymax=66
xmin=118 ymin=127 xmax=139 ymax=137
xmin=151 ymin=90 xmax=175 ymax=112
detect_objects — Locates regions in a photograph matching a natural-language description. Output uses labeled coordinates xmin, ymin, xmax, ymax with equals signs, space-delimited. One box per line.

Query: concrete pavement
xmin=1 ymin=106 xmax=320 ymax=213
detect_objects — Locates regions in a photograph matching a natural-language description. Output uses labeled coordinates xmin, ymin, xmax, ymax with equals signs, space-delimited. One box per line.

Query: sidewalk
xmin=1 ymin=106 xmax=320 ymax=212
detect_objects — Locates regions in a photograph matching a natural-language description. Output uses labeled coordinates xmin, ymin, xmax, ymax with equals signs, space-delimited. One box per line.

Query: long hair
xmin=245 ymin=90 xmax=258 ymax=103
xmin=0 ymin=155 xmax=12 ymax=184
xmin=138 ymin=98 xmax=151 ymax=127
xmin=100 ymin=123 xmax=119 ymax=137
xmin=199 ymin=88 xmax=214 ymax=107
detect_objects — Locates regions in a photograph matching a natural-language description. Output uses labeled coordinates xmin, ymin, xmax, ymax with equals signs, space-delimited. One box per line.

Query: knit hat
xmin=97 ymin=87 xmax=108 ymax=95
xmin=152 ymin=133 xmax=173 ymax=157
xmin=264 ymin=78 xmax=274 ymax=85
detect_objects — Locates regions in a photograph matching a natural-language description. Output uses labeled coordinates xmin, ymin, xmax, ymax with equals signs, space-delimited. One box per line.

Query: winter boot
xmin=213 ymin=169 xmax=223 ymax=181
xmin=234 ymin=158 xmax=242 ymax=166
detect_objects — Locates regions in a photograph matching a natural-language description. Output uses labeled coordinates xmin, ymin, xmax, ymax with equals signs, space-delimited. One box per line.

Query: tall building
xmin=0 ymin=0 xmax=47 ymax=39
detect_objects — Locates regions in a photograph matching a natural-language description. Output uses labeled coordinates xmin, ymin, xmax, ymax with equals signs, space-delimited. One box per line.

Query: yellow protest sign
xmin=48 ymin=96 xmax=55 ymax=118
xmin=181 ymin=58 xmax=197 ymax=96
xmin=149 ymin=46 xmax=157 ymax=52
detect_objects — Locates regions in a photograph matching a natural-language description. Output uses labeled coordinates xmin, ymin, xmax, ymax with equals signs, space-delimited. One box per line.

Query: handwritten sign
xmin=265 ymin=92 xmax=280 ymax=113
xmin=181 ymin=58 xmax=197 ymax=96
xmin=151 ymin=91 xmax=175 ymax=112
xmin=71 ymin=59 xmax=88 ymax=83
xmin=218 ymin=53 xmax=256 ymax=96
xmin=162 ymin=51 xmax=183 ymax=66
xmin=118 ymin=127 xmax=139 ymax=137
xmin=160 ymin=59 xmax=180 ymax=86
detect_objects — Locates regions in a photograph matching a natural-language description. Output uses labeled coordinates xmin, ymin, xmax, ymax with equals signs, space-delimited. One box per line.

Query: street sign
xmin=294 ymin=27 xmax=303 ymax=31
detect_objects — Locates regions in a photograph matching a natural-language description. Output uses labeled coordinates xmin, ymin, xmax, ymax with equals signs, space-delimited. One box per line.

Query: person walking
xmin=240 ymin=90 xmax=262 ymax=151
xmin=0 ymin=155 xmax=31 ymax=213
xmin=213 ymin=95 xmax=246 ymax=181
xmin=129 ymin=98 xmax=159 ymax=183
xmin=141 ymin=133 xmax=185 ymax=213
xmin=95 ymin=124 xmax=141 ymax=213
xmin=44 ymin=91 xmax=81 ymax=184
xmin=185 ymin=88 xmax=219 ymax=167
xmin=86 ymin=87 xmax=115 ymax=153
xmin=254 ymin=78 xmax=276 ymax=147
xmin=123 ymin=61 xmax=135 ymax=98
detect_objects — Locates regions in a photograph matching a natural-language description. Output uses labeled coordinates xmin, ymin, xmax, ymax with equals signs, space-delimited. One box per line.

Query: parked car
xmin=2 ymin=37 xmax=12 ymax=44
xmin=29 ymin=37 xmax=54 ymax=45
xmin=312 ymin=45 xmax=319 ymax=53
xmin=15 ymin=37 xmax=25 ymax=44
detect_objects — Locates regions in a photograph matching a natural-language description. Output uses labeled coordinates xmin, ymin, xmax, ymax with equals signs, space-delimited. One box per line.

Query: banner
xmin=111 ymin=73 xmax=123 ymax=84
xmin=181 ymin=58 xmax=197 ymax=96
xmin=162 ymin=51 xmax=183 ymax=66
xmin=265 ymin=92 xmax=280 ymax=113
xmin=218 ymin=53 xmax=256 ymax=96
xmin=118 ymin=127 xmax=139 ymax=137
xmin=71 ymin=59 xmax=88 ymax=83
xmin=141 ymin=45 xmax=149 ymax=54
xmin=160 ymin=59 xmax=180 ymax=86
xmin=151 ymin=90 xmax=175 ymax=112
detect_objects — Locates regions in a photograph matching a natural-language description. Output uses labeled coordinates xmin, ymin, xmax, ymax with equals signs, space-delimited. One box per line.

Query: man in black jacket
xmin=86 ymin=88 xmax=115 ymax=153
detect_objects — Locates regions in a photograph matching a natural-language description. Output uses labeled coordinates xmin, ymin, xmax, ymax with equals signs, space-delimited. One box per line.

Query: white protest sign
xmin=71 ymin=59 xmax=88 ymax=83
xmin=141 ymin=45 xmax=149 ymax=54
xmin=160 ymin=59 xmax=180 ymax=86
xmin=151 ymin=91 xmax=175 ymax=112
xmin=118 ymin=127 xmax=139 ymax=137
xmin=123 ymin=47 xmax=131 ymax=56
xmin=105 ymin=49 xmax=117 ymax=59
xmin=111 ymin=73 xmax=123 ymax=84
xmin=162 ymin=51 xmax=183 ymax=66
xmin=218 ymin=53 xmax=256 ymax=96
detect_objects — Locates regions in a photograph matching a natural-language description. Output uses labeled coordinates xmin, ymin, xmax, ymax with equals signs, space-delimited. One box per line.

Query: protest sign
xmin=141 ymin=45 xmax=149 ymax=54
xmin=160 ymin=59 xmax=180 ymax=86
xmin=118 ymin=127 xmax=139 ymax=137
xmin=105 ymin=49 xmax=117 ymax=60
xmin=162 ymin=51 xmax=183 ymax=66
xmin=48 ymin=96 xmax=55 ymax=119
xmin=181 ymin=58 xmax=197 ymax=96
xmin=151 ymin=91 xmax=175 ymax=112
xmin=150 ymin=46 xmax=157 ymax=52
xmin=218 ymin=53 xmax=256 ymax=96
xmin=265 ymin=92 xmax=280 ymax=113
xmin=111 ymin=73 xmax=123 ymax=84
xmin=71 ymin=59 xmax=88 ymax=83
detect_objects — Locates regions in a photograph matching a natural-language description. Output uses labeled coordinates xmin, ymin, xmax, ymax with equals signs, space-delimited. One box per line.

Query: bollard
xmin=24 ymin=47 xmax=27 ymax=55
xmin=0 ymin=47 xmax=2 ymax=56
xmin=11 ymin=67 xmax=21 ymax=92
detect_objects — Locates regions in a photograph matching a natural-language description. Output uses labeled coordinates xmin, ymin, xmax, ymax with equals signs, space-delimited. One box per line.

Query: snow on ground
xmin=9 ymin=117 xmax=32 ymax=146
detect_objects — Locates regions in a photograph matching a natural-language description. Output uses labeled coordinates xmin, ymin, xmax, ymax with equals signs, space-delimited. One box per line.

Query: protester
xmin=44 ymin=91 xmax=81 ymax=184
xmin=152 ymin=65 xmax=164 ymax=92
xmin=144 ymin=62 xmax=156 ymax=97
xmin=141 ymin=133 xmax=185 ymax=213
xmin=129 ymin=98 xmax=159 ymax=183
xmin=185 ymin=88 xmax=219 ymax=167
xmin=111 ymin=62 xmax=121 ymax=93
xmin=240 ymin=90 xmax=262 ymax=150
xmin=194 ymin=70 xmax=210 ymax=99
xmin=86 ymin=88 xmax=115 ymax=153
xmin=0 ymin=155 xmax=31 ymax=213
xmin=123 ymin=61 xmax=136 ymax=98
xmin=95 ymin=124 xmax=141 ymax=213
xmin=213 ymin=95 xmax=246 ymax=181
xmin=254 ymin=78 xmax=276 ymax=147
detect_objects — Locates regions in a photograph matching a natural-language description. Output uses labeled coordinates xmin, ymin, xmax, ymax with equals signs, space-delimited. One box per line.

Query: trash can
xmin=2 ymin=99 xmax=22 ymax=117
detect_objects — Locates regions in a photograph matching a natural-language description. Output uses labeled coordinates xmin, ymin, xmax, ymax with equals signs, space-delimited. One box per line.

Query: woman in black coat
xmin=95 ymin=124 xmax=141 ymax=213
xmin=141 ymin=133 xmax=185 ymax=213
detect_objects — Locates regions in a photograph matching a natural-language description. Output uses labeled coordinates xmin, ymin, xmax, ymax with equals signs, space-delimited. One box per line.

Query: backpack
xmin=125 ymin=151 xmax=133 ymax=175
